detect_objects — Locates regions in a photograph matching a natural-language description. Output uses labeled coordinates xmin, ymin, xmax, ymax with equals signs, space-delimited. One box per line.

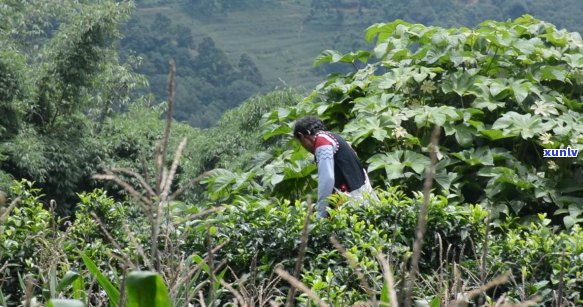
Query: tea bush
xmin=484 ymin=216 xmax=583 ymax=304
xmin=2 ymin=179 xmax=583 ymax=304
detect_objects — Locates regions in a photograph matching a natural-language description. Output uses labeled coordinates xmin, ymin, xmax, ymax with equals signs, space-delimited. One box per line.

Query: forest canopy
xmin=1 ymin=0 xmax=583 ymax=306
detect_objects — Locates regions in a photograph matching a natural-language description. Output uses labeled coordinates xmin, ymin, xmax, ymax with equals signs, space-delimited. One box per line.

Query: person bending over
xmin=293 ymin=116 xmax=375 ymax=218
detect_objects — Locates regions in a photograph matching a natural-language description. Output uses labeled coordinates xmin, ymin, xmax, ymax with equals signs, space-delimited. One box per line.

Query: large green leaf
xmin=262 ymin=124 xmax=291 ymax=140
xmin=403 ymin=150 xmax=431 ymax=175
xmin=562 ymin=53 xmax=583 ymax=69
xmin=125 ymin=271 xmax=171 ymax=307
xmin=441 ymin=71 xmax=478 ymax=97
xmin=364 ymin=20 xmax=411 ymax=45
xmin=452 ymin=147 xmax=494 ymax=166
xmin=537 ymin=65 xmax=567 ymax=82
xmin=443 ymin=123 xmax=475 ymax=147
xmin=492 ymin=112 xmax=547 ymax=139
xmin=510 ymin=79 xmax=537 ymax=104
xmin=343 ymin=116 xmax=394 ymax=144
xmin=432 ymin=158 xmax=459 ymax=192
xmin=313 ymin=50 xmax=371 ymax=67
xmin=81 ymin=253 xmax=119 ymax=307
xmin=367 ymin=150 xmax=430 ymax=180
xmin=368 ymin=151 xmax=404 ymax=180
xmin=313 ymin=50 xmax=343 ymax=67
xmin=57 ymin=271 xmax=80 ymax=292
xmin=72 ymin=271 xmax=86 ymax=301
xmin=480 ymin=129 xmax=516 ymax=140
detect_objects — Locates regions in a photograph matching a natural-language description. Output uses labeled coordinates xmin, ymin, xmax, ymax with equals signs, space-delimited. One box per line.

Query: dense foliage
xmin=118 ymin=0 xmax=583 ymax=127
xmin=262 ymin=15 xmax=583 ymax=227
xmin=0 ymin=0 xmax=148 ymax=211
xmin=2 ymin=0 xmax=583 ymax=305
xmin=120 ymin=14 xmax=266 ymax=127
xmin=2 ymin=180 xmax=582 ymax=305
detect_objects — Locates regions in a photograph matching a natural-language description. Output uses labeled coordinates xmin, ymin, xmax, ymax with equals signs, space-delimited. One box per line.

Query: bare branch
xmin=162 ymin=137 xmax=188 ymax=199
xmin=169 ymin=171 xmax=211 ymax=202
xmin=479 ymin=214 xmax=491 ymax=305
xmin=275 ymin=267 xmax=330 ymax=307
xmin=158 ymin=59 xmax=176 ymax=193
xmin=0 ymin=196 xmax=21 ymax=227
xmin=376 ymin=253 xmax=398 ymax=307
xmin=330 ymin=236 xmax=375 ymax=302
xmin=405 ymin=124 xmax=441 ymax=306
xmin=91 ymin=213 xmax=136 ymax=270
xmin=174 ymin=206 xmax=225 ymax=226
xmin=111 ymin=167 xmax=156 ymax=199
xmin=122 ymin=220 xmax=152 ymax=270
xmin=452 ymin=271 xmax=511 ymax=304
xmin=93 ymin=174 xmax=152 ymax=206
xmin=220 ymin=278 xmax=248 ymax=307
xmin=198 ymin=290 xmax=208 ymax=307
xmin=286 ymin=199 xmax=314 ymax=307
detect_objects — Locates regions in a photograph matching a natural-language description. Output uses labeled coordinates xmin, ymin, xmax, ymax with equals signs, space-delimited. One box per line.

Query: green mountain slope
xmin=122 ymin=0 xmax=583 ymax=127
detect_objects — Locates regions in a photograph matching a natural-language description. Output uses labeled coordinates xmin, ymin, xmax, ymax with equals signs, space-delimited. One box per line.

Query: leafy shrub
xmin=0 ymin=180 xmax=60 ymax=301
xmin=0 ymin=182 xmax=144 ymax=304
xmin=67 ymin=189 xmax=143 ymax=266
xmin=483 ymin=215 xmax=583 ymax=304
xmin=194 ymin=188 xmax=486 ymax=303
xmin=187 ymin=187 xmax=580 ymax=304
xmin=2 ymin=174 xmax=582 ymax=304
xmin=262 ymin=15 xmax=583 ymax=227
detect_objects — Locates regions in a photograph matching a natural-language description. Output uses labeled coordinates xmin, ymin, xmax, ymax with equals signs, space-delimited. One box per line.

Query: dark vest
xmin=317 ymin=132 xmax=366 ymax=192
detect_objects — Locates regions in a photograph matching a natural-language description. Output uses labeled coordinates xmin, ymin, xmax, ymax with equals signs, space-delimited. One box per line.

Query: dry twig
xmin=286 ymin=198 xmax=314 ymax=307
xmin=330 ymin=236 xmax=375 ymax=302
xmin=405 ymin=124 xmax=441 ymax=306
xmin=275 ymin=267 xmax=330 ymax=307
xmin=376 ymin=253 xmax=398 ymax=307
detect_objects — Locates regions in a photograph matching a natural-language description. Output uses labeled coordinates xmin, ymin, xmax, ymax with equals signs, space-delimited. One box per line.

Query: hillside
xmin=122 ymin=0 xmax=583 ymax=127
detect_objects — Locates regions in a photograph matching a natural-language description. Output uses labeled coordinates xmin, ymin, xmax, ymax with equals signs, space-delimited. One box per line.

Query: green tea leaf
xmin=72 ymin=273 xmax=86 ymax=301
xmin=430 ymin=296 xmax=442 ymax=307
xmin=125 ymin=271 xmax=171 ymax=307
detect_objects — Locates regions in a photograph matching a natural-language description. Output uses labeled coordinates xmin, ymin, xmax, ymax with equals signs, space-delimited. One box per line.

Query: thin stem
xmin=405 ymin=124 xmax=441 ymax=306
xmin=158 ymin=59 xmax=176 ymax=194
xmin=557 ymin=251 xmax=566 ymax=307
xmin=286 ymin=197 xmax=314 ymax=307
xmin=207 ymin=224 xmax=215 ymax=307
xmin=479 ymin=214 xmax=491 ymax=305
xmin=276 ymin=267 xmax=330 ymax=307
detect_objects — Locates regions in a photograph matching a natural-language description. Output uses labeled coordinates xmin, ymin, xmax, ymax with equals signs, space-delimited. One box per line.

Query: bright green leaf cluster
xmin=261 ymin=15 xmax=583 ymax=225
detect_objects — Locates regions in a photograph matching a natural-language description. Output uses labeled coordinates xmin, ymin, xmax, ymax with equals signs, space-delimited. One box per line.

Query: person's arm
xmin=315 ymin=144 xmax=335 ymax=218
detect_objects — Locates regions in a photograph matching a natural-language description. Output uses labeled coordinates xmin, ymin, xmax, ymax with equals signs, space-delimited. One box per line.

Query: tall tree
xmin=0 ymin=0 xmax=146 ymax=209
xmin=238 ymin=53 xmax=264 ymax=87
xmin=195 ymin=36 xmax=236 ymax=86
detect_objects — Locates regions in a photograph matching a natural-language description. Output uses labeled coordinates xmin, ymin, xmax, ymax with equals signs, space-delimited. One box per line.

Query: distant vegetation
xmin=124 ymin=0 xmax=583 ymax=127
xmin=121 ymin=13 xmax=265 ymax=127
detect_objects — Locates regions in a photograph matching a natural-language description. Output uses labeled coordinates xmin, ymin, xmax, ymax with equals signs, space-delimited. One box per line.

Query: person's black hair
xmin=293 ymin=116 xmax=326 ymax=138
